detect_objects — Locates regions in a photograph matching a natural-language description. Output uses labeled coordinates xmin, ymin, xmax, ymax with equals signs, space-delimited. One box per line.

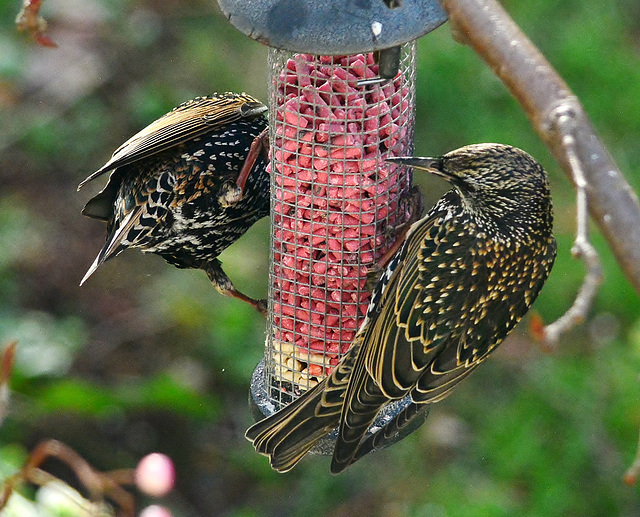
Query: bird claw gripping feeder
xmin=217 ymin=0 xmax=448 ymax=452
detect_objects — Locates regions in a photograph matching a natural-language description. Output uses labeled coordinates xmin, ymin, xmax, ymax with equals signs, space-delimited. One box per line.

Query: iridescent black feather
xmin=246 ymin=143 xmax=557 ymax=472
xmin=80 ymin=93 xmax=269 ymax=312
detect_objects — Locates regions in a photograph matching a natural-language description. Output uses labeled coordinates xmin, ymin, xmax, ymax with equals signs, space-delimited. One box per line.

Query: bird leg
xmin=366 ymin=187 xmax=424 ymax=291
xmin=218 ymin=128 xmax=269 ymax=207
xmin=205 ymin=259 xmax=267 ymax=315
xmin=235 ymin=128 xmax=270 ymax=194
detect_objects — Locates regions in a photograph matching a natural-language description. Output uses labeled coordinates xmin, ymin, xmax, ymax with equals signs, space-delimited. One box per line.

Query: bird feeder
xmin=217 ymin=0 xmax=448 ymax=448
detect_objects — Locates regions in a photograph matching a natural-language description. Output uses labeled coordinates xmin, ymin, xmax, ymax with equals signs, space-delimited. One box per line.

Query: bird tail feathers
xmin=80 ymin=207 xmax=142 ymax=286
xmin=246 ymin=376 xmax=341 ymax=472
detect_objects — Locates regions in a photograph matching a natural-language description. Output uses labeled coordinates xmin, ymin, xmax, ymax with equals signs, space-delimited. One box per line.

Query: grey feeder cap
xmin=249 ymin=359 xmax=430 ymax=457
xmin=217 ymin=0 xmax=448 ymax=54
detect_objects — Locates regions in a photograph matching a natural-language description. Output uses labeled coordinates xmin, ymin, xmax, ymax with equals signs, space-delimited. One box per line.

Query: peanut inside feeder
xmin=265 ymin=47 xmax=416 ymax=407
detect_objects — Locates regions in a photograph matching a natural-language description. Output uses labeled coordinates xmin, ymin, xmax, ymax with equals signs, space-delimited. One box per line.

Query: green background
xmin=1 ymin=0 xmax=640 ymax=515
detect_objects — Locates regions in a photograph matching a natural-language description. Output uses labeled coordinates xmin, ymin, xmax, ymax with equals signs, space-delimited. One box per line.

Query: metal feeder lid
xmin=216 ymin=0 xmax=448 ymax=54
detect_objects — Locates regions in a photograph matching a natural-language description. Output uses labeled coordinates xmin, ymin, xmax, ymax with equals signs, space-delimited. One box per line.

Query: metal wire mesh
xmin=265 ymin=44 xmax=416 ymax=408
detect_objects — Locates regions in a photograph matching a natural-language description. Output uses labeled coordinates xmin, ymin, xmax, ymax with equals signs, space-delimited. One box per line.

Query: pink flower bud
xmin=139 ymin=506 xmax=173 ymax=517
xmin=135 ymin=453 xmax=175 ymax=498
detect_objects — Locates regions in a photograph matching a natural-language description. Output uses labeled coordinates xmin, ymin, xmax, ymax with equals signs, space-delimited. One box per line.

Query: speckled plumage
xmin=80 ymin=93 xmax=269 ymax=311
xmin=246 ymin=143 xmax=557 ymax=473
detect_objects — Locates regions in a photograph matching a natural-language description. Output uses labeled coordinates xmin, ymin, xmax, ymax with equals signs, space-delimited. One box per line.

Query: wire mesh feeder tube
xmin=252 ymin=45 xmax=421 ymax=445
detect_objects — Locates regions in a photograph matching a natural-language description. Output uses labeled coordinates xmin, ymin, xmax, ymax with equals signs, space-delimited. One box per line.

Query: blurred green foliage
xmin=0 ymin=0 xmax=639 ymax=515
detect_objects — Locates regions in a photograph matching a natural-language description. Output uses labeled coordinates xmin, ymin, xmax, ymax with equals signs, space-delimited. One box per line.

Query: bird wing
xmin=361 ymin=211 xmax=457 ymax=398
xmin=78 ymin=93 xmax=267 ymax=189
xmin=331 ymin=211 xmax=454 ymax=472
xmin=410 ymin=233 xmax=557 ymax=405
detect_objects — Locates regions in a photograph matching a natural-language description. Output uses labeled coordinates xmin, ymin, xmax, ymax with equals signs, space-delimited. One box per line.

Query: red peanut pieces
xmin=269 ymin=52 xmax=414 ymax=393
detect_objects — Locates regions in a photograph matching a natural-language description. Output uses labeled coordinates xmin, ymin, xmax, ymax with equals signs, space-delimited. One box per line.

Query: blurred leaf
xmin=35 ymin=378 xmax=118 ymax=416
xmin=117 ymin=374 xmax=221 ymax=420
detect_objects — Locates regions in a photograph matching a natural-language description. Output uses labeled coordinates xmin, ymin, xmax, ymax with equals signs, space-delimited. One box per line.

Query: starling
xmin=246 ymin=143 xmax=557 ymax=473
xmin=79 ymin=93 xmax=270 ymax=313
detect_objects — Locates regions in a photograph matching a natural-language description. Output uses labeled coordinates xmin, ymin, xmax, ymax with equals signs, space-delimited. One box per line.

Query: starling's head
xmin=388 ymin=143 xmax=553 ymax=237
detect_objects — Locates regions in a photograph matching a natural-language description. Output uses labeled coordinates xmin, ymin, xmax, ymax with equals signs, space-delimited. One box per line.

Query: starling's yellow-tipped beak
xmin=385 ymin=156 xmax=443 ymax=174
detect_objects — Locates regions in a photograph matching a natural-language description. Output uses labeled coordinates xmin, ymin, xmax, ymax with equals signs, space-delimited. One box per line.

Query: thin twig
xmin=0 ymin=440 xmax=135 ymax=517
xmin=623 ymin=408 xmax=640 ymax=486
xmin=0 ymin=342 xmax=17 ymax=426
xmin=542 ymin=106 xmax=603 ymax=345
